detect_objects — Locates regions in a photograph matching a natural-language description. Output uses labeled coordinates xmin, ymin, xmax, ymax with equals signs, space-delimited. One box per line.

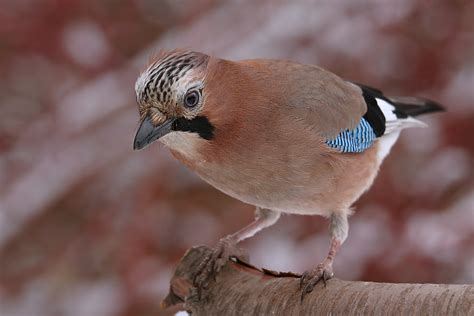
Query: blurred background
xmin=0 ymin=0 xmax=473 ymax=315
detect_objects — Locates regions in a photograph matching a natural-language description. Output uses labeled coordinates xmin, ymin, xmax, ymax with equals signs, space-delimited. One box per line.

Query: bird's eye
xmin=184 ymin=90 xmax=200 ymax=108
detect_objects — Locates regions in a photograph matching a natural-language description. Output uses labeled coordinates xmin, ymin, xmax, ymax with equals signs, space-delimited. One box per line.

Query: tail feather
xmin=387 ymin=96 xmax=445 ymax=117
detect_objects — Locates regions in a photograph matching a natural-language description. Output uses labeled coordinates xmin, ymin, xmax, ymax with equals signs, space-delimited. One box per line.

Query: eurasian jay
xmin=133 ymin=50 xmax=444 ymax=299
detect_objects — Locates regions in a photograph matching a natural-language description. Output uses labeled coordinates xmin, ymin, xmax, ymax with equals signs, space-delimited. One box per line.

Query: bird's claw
xmin=299 ymin=262 xmax=334 ymax=301
xmin=192 ymin=237 xmax=247 ymax=298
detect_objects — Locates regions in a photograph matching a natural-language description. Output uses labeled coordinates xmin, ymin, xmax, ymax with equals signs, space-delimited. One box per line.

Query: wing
xmin=242 ymin=59 xmax=368 ymax=139
xmin=325 ymin=82 xmax=437 ymax=153
xmin=240 ymin=59 xmax=441 ymax=154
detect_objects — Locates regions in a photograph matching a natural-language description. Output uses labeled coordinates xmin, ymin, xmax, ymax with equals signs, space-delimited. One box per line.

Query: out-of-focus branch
xmin=163 ymin=246 xmax=474 ymax=316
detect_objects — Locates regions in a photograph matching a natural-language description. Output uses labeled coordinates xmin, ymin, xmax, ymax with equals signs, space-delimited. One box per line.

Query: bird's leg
xmin=193 ymin=208 xmax=280 ymax=291
xmin=300 ymin=212 xmax=348 ymax=301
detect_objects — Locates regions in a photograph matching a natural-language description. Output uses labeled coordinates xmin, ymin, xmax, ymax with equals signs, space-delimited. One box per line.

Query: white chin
xmin=160 ymin=131 xmax=204 ymax=158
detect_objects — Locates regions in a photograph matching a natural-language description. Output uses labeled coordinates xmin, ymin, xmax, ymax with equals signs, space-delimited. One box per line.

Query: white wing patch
xmin=376 ymin=98 xmax=427 ymax=134
xmin=376 ymin=98 xmax=398 ymax=122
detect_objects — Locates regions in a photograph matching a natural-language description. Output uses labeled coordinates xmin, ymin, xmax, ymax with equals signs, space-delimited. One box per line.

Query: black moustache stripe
xmin=173 ymin=116 xmax=215 ymax=140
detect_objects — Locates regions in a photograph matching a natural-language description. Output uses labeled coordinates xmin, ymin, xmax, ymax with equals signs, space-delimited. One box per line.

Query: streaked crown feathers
xmin=135 ymin=50 xmax=209 ymax=118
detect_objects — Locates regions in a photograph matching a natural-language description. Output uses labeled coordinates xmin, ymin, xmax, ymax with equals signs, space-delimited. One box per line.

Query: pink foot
xmin=193 ymin=237 xmax=248 ymax=296
xmin=299 ymin=261 xmax=334 ymax=301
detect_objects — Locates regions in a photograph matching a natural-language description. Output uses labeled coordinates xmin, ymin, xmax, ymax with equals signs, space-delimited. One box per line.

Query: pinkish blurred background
xmin=0 ymin=1 xmax=473 ymax=315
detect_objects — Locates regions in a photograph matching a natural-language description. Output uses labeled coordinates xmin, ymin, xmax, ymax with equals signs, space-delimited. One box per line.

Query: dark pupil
xmin=185 ymin=92 xmax=198 ymax=107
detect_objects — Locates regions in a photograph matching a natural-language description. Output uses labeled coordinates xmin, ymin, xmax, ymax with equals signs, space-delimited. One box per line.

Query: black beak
xmin=133 ymin=116 xmax=175 ymax=150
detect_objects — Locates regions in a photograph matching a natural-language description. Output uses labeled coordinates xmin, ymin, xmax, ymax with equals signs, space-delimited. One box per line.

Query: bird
xmin=132 ymin=49 xmax=444 ymax=300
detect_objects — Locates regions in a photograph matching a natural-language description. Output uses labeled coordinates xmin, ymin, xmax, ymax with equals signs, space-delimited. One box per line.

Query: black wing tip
xmin=393 ymin=98 xmax=446 ymax=117
xmin=423 ymin=99 xmax=446 ymax=113
xmin=351 ymin=81 xmax=446 ymax=116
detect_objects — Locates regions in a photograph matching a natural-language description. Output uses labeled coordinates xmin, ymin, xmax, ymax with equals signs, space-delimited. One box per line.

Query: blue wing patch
xmin=326 ymin=117 xmax=376 ymax=153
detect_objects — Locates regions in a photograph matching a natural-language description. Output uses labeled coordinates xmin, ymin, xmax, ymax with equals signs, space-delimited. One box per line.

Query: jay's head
xmin=133 ymin=50 xmax=216 ymax=151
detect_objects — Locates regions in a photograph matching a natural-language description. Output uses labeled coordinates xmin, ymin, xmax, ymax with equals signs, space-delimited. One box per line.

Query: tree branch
xmin=162 ymin=246 xmax=473 ymax=315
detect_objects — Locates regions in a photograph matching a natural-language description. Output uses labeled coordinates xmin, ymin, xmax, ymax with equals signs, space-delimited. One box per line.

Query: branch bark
xmin=162 ymin=246 xmax=473 ymax=315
